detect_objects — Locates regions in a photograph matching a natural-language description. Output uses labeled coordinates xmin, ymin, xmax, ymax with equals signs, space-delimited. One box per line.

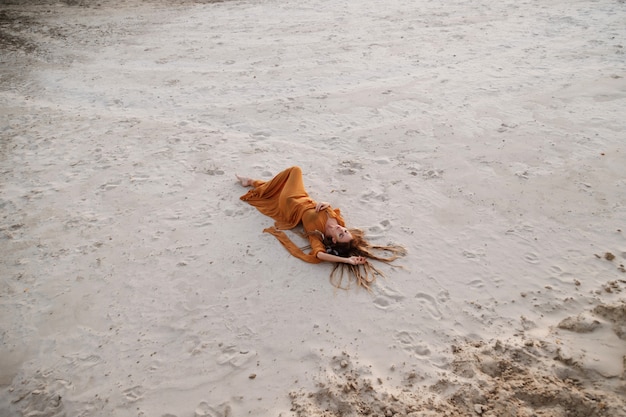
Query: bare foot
xmin=236 ymin=174 xmax=254 ymax=187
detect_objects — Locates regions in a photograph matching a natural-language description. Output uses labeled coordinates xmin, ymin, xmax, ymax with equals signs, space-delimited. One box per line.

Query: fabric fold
xmin=263 ymin=227 xmax=322 ymax=264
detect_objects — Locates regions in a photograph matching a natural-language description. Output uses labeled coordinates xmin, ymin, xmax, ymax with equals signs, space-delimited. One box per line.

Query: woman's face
xmin=329 ymin=224 xmax=352 ymax=243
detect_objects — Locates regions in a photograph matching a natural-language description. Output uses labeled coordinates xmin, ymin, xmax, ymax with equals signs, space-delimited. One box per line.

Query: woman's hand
xmin=315 ymin=201 xmax=331 ymax=212
xmin=317 ymin=252 xmax=367 ymax=266
xmin=347 ymin=256 xmax=366 ymax=265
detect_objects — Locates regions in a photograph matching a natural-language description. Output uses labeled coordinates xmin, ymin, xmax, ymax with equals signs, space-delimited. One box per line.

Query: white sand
xmin=1 ymin=0 xmax=625 ymax=416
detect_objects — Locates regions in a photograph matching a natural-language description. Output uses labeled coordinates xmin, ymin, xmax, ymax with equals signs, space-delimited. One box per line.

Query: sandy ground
xmin=1 ymin=0 xmax=625 ymax=416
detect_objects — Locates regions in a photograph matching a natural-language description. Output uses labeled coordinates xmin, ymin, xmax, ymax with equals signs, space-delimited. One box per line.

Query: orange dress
xmin=240 ymin=166 xmax=346 ymax=263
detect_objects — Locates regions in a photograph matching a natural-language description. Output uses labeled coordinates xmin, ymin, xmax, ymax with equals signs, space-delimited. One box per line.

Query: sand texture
xmin=1 ymin=0 xmax=625 ymax=416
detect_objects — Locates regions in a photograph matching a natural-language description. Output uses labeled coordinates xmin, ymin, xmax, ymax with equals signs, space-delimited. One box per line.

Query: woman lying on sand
xmin=237 ymin=166 xmax=405 ymax=290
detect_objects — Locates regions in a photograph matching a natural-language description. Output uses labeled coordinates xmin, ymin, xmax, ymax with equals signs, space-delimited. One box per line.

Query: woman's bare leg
xmin=236 ymin=174 xmax=254 ymax=187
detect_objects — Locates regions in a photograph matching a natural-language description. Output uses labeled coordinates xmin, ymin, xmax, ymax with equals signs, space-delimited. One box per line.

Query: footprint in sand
xmin=379 ymin=219 xmax=392 ymax=230
xmin=223 ymin=207 xmax=247 ymax=217
xmin=396 ymin=331 xmax=414 ymax=345
xmin=468 ymin=279 xmax=485 ymax=289
xmin=372 ymin=285 xmax=405 ymax=310
xmin=252 ymin=130 xmax=271 ymax=139
xmin=414 ymin=292 xmax=443 ymax=320
xmin=217 ymin=345 xmax=256 ymax=367
xmin=99 ymin=180 xmax=121 ymax=190
xmin=338 ymin=160 xmax=364 ymax=175
xmin=463 ymin=249 xmax=485 ymax=259
xmin=524 ymin=252 xmax=540 ymax=264
xmin=63 ymin=353 xmax=102 ymax=372
xmin=360 ymin=190 xmax=389 ymax=203
xmin=367 ymin=220 xmax=392 ymax=236
xmin=129 ymin=174 xmax=150 ymax=183
xmin=422 ymin=168 xmax=444 ymax=179
xmin=192 ymin=219 xmax=213 ymax=228
xmin=122 ymin=385 xmax=144 ymax=403
xmin=549 ymin=265 xmax=563 ymax=274
xmin=437 ymin=289 xmax=450 ymax=303
xmin=195 ymin=400 xmax=232 ymax=417
xmin=395 ymin=331 xmax=431 ymax=357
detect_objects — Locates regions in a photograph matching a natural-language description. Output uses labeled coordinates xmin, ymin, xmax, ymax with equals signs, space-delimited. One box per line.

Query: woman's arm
xmin=317 ymin=251 xmax=366 ymax=265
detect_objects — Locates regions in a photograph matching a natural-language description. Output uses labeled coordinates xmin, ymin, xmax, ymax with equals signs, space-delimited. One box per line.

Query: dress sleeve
xmin=263 ymin=227 xmax=323 ymax=264
xmin=307 ymin=234 xmax=327 ymax=259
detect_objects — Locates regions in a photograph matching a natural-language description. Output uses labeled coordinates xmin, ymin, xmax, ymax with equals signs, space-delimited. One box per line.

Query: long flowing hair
xmin=308 ymin=229 xmax=406 ymax=291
